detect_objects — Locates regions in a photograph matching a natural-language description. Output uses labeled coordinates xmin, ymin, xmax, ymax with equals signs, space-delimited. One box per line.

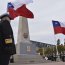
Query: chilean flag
xmin=52 ymin=20 xmax=65 ymax=35
xmin=7 ymin=0 xmax=34 ymax=19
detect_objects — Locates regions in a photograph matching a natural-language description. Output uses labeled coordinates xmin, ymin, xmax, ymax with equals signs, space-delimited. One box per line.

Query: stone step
xmin=9 ymin=60 xmax=53 ymax=65
xmin=13 ymin=54 xmax=44 ymax=64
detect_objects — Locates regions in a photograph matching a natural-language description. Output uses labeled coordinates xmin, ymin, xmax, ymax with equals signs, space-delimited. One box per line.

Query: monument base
xmin=13 ymin=43 xmax=44 ymax=64
xmin=14 ymin=54 xmax=44 ymax=64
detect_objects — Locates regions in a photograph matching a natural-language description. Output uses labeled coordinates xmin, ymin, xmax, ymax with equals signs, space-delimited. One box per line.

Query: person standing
xmin=0 ymin=14 xmax=16 ymax=65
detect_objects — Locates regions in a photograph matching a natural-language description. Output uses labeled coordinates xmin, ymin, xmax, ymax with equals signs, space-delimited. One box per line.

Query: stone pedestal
xmin=14 ymin=17 xmax=43 ymax=64
xmin=16 ymin=16 xmax=36 ymax=55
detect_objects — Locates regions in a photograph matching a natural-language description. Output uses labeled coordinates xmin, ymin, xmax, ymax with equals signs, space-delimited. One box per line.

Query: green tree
xmin=44 ymin=46 xmax=56 ymax=57
xmin=57 ymin=44 xmax=65 ymax=54
xmin=57 ymin=44 xmax=65 ymax=58
xmin=44 ymin=47 xmax=53 ymax=56
xmin=37 ymin=48 xmax=43 ymax=56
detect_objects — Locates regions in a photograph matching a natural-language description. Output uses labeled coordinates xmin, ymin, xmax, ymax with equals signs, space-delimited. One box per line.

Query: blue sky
xmin=0 ymin=0 xmax=65 ymax=45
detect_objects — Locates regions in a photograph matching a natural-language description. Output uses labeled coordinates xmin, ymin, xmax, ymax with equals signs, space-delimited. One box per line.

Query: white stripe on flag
xmin=60 ymin=22 xmax=65 ymax=28
xmin=11 ymin=0 xmax=33 ymax=10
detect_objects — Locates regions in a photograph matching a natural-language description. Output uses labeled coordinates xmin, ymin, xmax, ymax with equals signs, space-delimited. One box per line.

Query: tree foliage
xmin=37 ymin=48 xmax=43 ymax=56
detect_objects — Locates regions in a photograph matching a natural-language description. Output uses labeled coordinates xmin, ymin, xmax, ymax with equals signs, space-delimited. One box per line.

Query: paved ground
xmin=10 ymin=61 xmax=65 ymax=65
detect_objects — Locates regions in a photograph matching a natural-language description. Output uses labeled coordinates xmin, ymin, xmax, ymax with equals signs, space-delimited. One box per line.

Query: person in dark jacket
xmin=0 ymin=14 xmax=16 ymax=65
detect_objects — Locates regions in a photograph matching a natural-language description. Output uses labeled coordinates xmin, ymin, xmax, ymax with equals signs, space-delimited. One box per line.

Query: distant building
xmin=30 ymin=40 xmax=54 ymax=48
xmin=30 ymin=40 xmax=55 ymax=56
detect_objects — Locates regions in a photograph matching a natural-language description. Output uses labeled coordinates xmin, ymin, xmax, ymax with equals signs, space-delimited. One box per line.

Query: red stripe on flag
xmin=54 ymin=27 xmax=62 ymax=34
xmin=8 ymin=8 xmax=18 ymax=19
xmin=8 ymin=5 xmax=34 ymax=19
xmin=62 ymin=27 xmax=65 ymax=34
xmin=16 ymin=5 xmax=34 ymax=18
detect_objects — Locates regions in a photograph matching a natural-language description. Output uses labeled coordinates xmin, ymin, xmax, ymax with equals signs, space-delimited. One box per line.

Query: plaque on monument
xmin=23 ymin=33 xmax=28 ymax=38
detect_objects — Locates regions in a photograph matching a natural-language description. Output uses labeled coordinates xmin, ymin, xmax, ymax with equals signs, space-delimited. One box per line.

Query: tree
xmin=44 ymin=47 xmax=53 ymax=56
xmin=37 ymin=48 xmax=43 ymax=56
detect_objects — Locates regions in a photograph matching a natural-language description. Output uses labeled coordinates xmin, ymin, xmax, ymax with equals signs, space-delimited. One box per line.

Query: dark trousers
xmin=0 ymin=53 xmax=10 ymax=65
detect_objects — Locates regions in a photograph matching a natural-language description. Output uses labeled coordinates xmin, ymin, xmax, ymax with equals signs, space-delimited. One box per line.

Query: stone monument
xmin=14 ymin=16 xmax=43 ymax=64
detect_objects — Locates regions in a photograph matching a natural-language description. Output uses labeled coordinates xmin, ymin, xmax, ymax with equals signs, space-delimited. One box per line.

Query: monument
xmin=16 ymin=16 xmax=36 ymax=55
xmin=14 ymin=16 xmax=43 ymax=64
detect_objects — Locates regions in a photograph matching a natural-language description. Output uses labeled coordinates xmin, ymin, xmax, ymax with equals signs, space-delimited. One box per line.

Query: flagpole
xmin=53 ymin=35 xmax=60 ymax=61
xmin=56 ymin=39 xmax=61 ymax=61
xmin=52 ymin=20 xmax=60 ymax=61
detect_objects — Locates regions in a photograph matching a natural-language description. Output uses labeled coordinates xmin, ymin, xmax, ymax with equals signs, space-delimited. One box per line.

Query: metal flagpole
xmin=53 ymin=34 xmax=60 ymax=61
xmin=52 ymin=21 xmax=60 ymax=61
